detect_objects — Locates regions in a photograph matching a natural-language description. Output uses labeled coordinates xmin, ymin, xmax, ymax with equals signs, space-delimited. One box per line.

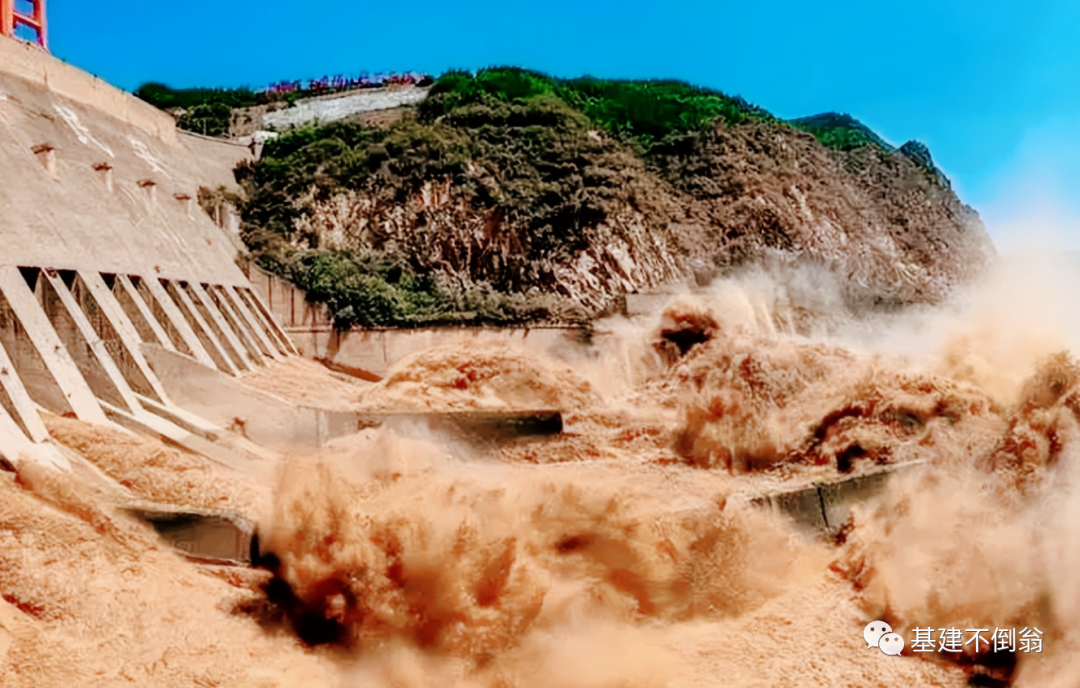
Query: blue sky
xmin=49 ymin=0 xmax=1080 ymax=250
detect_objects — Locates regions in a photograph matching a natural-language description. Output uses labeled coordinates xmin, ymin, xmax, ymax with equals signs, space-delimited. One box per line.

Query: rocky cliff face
xmin=652 ymin=121 xmax=994 ymax=307
xmin=236 ymin=71 xmax=995 ymax=327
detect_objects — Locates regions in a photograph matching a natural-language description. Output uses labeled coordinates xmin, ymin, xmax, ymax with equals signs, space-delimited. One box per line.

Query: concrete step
xmin=120 ymin=502 xmax=255 ymax=565
xmin=0 ymin=410 xmax=70 ymax=472
xmin=747 ymin=460 xmax=928 ymax=536
xmin=99 ymin=401 xmax=260 ymax=472
xmin=368 ymin=409 xmax=564 ymax=440
xmin=135 ymin=394 xmax=221 ymax=442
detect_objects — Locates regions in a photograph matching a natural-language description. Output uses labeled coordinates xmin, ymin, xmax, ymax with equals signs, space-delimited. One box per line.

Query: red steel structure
xmin=1 ymin=0 xmax=47 ymax=49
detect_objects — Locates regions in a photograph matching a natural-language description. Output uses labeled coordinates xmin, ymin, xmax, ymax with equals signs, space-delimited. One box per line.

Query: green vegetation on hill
xmin=789 ymin=113 xmax=952 ymax=186
xmin=239 ymin=67 xmax=772 ymax=327
xmin=237 ymin=95 xmax=622 ymax=327
xmin=135 ymin=83 xmax=269 ymax=112
xmin=421 ymin=68 xmax=774 ymax=146
xmin=258 ymin=250 xmax=572 ymax=329
xmin=137 ymin=74 xmax=905 ymax=154
xmin=788 ymin=112 xmax=895 ymax=152
xmin=225 ymin=67 xmax=972 ymax=328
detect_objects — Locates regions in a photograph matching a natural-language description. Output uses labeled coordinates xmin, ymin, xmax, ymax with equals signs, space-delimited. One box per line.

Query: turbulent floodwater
xmin=5 ymin=256 xmax=1080 ymax=687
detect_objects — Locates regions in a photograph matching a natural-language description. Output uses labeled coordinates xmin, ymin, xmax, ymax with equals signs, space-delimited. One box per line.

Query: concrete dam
xmin=4 ymin=18 xmax=1040 ymax=688
xmin=0 ymin=31 xmax=917 ymax=533
xmin=0 ymin=35 xmax=306 ymax=474
xmin=0 ymin=36 xmax=561 ymax=498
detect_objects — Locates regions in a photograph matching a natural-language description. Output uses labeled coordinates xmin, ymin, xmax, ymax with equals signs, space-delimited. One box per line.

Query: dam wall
xmin=0 ymin=36 xmax=175 ymax=142
xmin=0 ymin=39 xmax=250 ymax=283
xmin=0 ymin=36 xmax=302 ymax=468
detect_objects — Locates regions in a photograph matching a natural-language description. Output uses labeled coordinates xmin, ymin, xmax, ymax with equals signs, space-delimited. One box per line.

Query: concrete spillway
xmin=0 ymin=35 xmax=299 ymax=471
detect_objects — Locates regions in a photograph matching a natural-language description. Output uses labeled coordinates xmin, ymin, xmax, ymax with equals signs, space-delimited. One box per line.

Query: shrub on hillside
xmin=231 ymin=67 xmax=975 ymax=328
xmin=420 ymin=67 xmax=771 ymax=148
xmin=787 ymin=112 xmax=894 ymax=152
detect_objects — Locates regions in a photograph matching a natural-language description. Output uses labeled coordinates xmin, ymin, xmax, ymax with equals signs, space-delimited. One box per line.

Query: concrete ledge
xmin=143 ymin=344 xmax=566 ymax=450
xmin=122 ymin=504 xmax=254 ymax=565
xmin=315 ymin=356 xmax=382 ymax=382
xmin=142 ymin=344 xmax=364 ymax=452
xmin=0 ymin=411 xmax=69 ymax=472
xmin=0 ymin=407 xmax=37 ymax=469
xmin=135 ymin=394 xmax=220 ymax=442
xmin=750 ymin=461 xmax=928 ymax=535
xmin=376 ymin=410 xmax=564 ymax=440
xmin=100 ymin=400 xmax=251 ymax=472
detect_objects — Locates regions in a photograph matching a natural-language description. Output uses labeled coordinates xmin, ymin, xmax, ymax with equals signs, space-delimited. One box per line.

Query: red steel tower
xmin=1 ymin=0 xmax=47 ymax=49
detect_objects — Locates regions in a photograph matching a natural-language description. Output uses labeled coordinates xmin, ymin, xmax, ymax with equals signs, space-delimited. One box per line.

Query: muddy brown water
xmin=6 ymin=261 xmax=1080 ymax=687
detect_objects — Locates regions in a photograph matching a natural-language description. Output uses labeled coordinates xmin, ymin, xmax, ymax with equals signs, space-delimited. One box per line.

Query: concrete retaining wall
xmin=751 ymin=461 xmax=928 ymax=536
xmin=123 ymin=505 xmax=255 ymax=564
xmin=291 ymin=325 xmax=598 ymax=379
xmin=246 ymin=266 xmax=329 ymax=330
xmin=247 ymin=266 xmax=601 ymax=378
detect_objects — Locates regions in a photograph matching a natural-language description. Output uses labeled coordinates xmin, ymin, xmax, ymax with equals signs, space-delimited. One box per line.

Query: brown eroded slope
xmin=651 ymin=120 xmax=994 ymax=306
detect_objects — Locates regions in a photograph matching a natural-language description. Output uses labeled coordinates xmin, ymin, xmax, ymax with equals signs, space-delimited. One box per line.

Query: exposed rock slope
xmin=235 ymin=70 xmax=995 ymax=326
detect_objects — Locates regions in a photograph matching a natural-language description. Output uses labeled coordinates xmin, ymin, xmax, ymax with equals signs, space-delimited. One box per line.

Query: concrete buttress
xmin=204 ymin=284 xmax=273 ymax=361
xmin=113 ymin=275 xmax=178 ymax=352
xmin=142 ymin=277 xmax=220 ymax=370
xmin=77 ymin=270 xmax=172 ymax=403
xmin=0 ymin=265 xmax=107 ymax=423
xmin=237 ymin=287 xmax=299 ymax=355
xmin=0 ymin=336 xmax=48 ymax=442
xmin=39 ymin=270 xmax=141 ymax=413
xmin=163 ymin=280 xmax=242 ymax=375
xmin=186 ymin=281 xmax=256 ymax=370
